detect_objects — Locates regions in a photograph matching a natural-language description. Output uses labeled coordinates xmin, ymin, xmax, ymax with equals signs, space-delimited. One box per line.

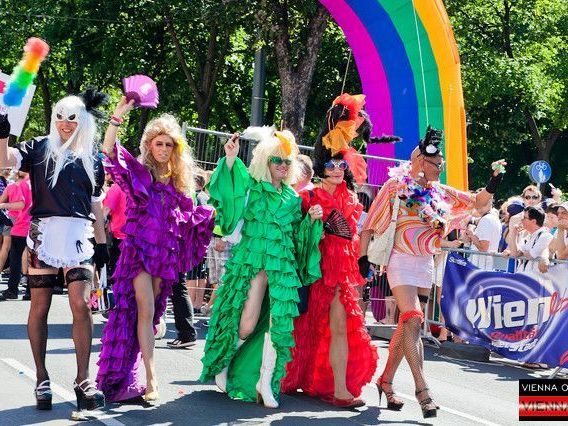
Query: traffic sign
xmin=529 ymin=161 xmax=551 ymax=183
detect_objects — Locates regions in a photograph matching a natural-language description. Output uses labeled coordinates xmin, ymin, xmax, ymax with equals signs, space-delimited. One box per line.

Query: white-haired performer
xmin=0 ymin=89 xmax=109 ymax=411
xmin=200 ymin=128 xmax=323 ymax=408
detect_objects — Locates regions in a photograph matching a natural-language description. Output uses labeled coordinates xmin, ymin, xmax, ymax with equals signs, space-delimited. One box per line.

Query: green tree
xmin=447 ymin=0 xmax=568 ymax=196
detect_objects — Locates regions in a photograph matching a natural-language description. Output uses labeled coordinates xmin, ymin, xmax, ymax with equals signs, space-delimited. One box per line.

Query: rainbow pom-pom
xmin=2 ymin=37 xmax=49 ymax=107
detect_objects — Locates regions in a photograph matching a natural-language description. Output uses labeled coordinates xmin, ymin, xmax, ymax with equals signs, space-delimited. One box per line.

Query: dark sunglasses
xmin=523 ymin=195 xmax=540 ymax=200
xmin=324 ymin=160 xmax=348 ymax=171
xmin=422 ymin=157 xmax=445 ymax=171
xmin=269 ymin=156 xmax=292 ymax=166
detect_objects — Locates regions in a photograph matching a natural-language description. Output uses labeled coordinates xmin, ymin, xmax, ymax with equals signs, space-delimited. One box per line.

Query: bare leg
xmin=187 ymin=278 xmax=199 ymax=307
xmin=0 ymin=234 xmax=11 ymax=272
xmin=239 ymin=271 xmax=268 ymax=339
xmin=329 ymin=286 xmax=353 ymax=400
xmin=215 ymin=271 xmax=268 ymax=393
xmin=133 ymin=271 xmax=157 ymax=394
xmin=193 ymin=278 xmax=207 ymax=309
xmin=66 ymin=271 xmax=94 ymax=384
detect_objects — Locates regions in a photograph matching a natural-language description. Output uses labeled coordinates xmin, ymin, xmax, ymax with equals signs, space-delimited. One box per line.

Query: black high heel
xmin=415 ymin=388 xmax=438 ymax=418
xmin=73 ymin=379 xmax=105 ymax=411
xmin=376 ymin=377 xmax=404 ymax=411
xmin=35 ymin=380 xmax=52 ymax=410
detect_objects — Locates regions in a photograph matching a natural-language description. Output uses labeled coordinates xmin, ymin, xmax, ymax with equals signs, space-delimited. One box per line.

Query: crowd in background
xmin=1 ymin=161 xmax=566 ymax=348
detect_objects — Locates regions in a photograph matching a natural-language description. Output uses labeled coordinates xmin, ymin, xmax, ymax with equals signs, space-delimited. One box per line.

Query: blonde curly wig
xmin=139 ymin=114 xmax=195 ymax=195
xmin=244 ymin=126 xmax=300 ymax=185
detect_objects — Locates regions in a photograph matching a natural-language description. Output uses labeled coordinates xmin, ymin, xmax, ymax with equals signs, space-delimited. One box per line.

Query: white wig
xmin=243 ymin=126 xmax=300 ymax=185
xmin=45 ymin=95 xmax=97 ymax=188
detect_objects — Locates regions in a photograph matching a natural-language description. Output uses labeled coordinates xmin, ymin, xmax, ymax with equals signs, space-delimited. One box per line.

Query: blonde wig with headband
xmin=139 ymin=113 xmax=195 ymax=195
xmin=243 ymin=126 xmax=300 ymax=185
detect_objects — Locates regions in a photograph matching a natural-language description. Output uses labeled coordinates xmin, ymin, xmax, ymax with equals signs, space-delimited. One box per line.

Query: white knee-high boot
xmin=215 ymin=338 xmax=245 ymax=392
xmin=256 ymin=332 xmax=279 ymax=408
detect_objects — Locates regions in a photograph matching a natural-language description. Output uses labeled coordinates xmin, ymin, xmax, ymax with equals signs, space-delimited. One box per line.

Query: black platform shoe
xmin=377 ymin=376 xmax=404 ymax=411
xmin=35 ymin=380 xmax=52 ymax=410
xmin=73 ymin=379 xmax=105 ymax=411
xmin=416 ymin=388 xmax=438 ymax=418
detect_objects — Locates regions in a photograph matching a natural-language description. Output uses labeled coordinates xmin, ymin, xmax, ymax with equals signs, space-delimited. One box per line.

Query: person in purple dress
xmin=96 ymin=97 xmax=214 ymax=403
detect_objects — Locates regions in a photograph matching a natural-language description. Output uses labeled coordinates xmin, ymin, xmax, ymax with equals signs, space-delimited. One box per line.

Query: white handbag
xmin=367 ymin=195 xmax=401 ymax=274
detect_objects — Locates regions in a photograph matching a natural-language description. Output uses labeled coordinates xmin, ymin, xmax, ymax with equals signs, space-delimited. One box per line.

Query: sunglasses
xmin=269 ymin=156 xmax=292 ymax=166
xmin=523 ymin=195 xmax=540 ymax=200
xmin=422 ymin=158 xmax=445 ymax=171
xmin=324 ymin=160 xmax=348 ymax=171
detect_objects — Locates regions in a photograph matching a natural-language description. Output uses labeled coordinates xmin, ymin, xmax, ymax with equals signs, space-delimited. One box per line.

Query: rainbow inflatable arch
xmin=320 ymin=0 xmax=468 ymax=190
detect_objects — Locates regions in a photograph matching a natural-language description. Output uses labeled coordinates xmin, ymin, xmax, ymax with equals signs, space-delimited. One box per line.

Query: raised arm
xmin=224 ymin=132 xmax=240 ymax=171
xmin=474 ymin=159 xmax=507 ymax=210
xmin=102 ymin=97 xmax=135 ymax=159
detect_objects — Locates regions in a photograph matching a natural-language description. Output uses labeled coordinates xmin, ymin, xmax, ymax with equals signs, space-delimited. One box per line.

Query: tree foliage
xmin=446 ymin=0 xmax=568 ymax=198
xmin=2 ymin=0 xmax=565 ymax=197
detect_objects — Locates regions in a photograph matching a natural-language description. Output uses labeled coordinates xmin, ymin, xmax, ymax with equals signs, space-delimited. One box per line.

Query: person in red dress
xmin=282 ymin=94 xmax=378 ymax=408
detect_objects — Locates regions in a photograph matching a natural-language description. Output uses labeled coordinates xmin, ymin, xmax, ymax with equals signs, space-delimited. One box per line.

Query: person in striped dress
xmin=359 ymin=127 xmax=506 ymax=418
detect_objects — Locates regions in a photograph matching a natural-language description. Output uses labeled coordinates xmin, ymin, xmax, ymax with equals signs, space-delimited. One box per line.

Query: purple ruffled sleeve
xmin=104 ymin=141 xmax=152 ymax=204
xmin=178 ymin=197 xmax=215 ymax=272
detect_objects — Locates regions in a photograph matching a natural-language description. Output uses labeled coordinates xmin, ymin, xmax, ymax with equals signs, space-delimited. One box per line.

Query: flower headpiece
xmin=322 ymin=93 xmax=366 ymax=155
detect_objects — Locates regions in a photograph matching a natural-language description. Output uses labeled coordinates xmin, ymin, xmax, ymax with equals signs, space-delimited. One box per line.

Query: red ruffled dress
xmin=282 ymin=182 xmax=378 ymax=398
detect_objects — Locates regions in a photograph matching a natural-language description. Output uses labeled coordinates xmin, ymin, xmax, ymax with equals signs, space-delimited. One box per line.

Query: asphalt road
xmin=0 ymin=283 xmax=557 ymax=426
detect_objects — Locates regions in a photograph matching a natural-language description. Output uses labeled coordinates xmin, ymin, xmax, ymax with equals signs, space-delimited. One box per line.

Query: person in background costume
xmin=359 ymin=126 xmax=506 ymax=418
xmin=96 ymin=97 xmax=214 ymax=403
xmin=0 ymin=90 xmax=109 ymax=411
xmin=200 ymin=127 xmax=323 ymax=408
xmin=282 ymin=94 xmax=378 ymax=408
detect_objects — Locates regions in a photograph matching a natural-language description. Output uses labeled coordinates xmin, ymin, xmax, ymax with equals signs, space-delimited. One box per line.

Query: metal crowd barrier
xmin=183 ymin=125 xmax=402 ymax=194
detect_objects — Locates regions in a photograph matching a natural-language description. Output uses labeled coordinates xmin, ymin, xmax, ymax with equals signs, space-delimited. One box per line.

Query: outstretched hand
xmin=491 ymin=159 xmax=507 ymax=176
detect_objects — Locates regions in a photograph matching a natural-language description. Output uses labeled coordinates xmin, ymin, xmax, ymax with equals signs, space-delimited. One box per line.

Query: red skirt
xmin=282 ymin=278 xmax=378 ymax=398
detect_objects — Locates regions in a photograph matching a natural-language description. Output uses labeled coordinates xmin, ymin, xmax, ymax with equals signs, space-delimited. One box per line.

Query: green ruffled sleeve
xmin=295 ymin=214 xmax=323 ymax=286
xmin=207 ymin=157 xmax=252 ymax=236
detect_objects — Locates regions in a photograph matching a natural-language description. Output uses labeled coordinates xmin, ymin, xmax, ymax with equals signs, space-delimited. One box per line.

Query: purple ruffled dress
xmin=96 ymin=141 xmax=214 ymax=402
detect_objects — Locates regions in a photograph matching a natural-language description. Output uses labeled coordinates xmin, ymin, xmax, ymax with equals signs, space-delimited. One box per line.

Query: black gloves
xmin=0 ymin=114 xmax=10 ymax=139
xmin=485 ymin=173 xmax=503 ymax=194
xmin=93 ymin=243 xmax=110 ymax=270
xmin=358 ymin=255 xmax=371 ymax=280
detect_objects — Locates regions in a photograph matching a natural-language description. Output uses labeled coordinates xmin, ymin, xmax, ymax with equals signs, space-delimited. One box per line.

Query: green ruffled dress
xmin=199 ymin=157 xmax=322 ymax=402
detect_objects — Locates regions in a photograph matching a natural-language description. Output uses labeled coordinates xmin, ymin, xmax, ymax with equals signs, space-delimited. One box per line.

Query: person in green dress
xmin=200 ymin=126 xmax=323 ymax=408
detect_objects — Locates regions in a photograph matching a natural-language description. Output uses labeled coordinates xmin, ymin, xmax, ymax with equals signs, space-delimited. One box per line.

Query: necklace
xmin=388 ymin=162 xmax=449 ymax=229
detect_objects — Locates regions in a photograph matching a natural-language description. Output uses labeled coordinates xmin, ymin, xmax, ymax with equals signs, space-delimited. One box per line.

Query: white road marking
xmin=1 ymin=358 xmax=125 ymax=426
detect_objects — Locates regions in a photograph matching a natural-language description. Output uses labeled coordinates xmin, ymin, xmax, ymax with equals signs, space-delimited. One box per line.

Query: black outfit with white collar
xmin=15 ymin=137 xmax=105 ymax=219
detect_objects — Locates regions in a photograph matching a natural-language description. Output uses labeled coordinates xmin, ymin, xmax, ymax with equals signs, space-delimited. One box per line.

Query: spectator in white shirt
xmin=465 ymin=199 xmax=502 ymax=270
xmin=506 ymin=185 xmax=542 ymax=247
xmin=507 ymin=206 xmax=553 ymax=273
